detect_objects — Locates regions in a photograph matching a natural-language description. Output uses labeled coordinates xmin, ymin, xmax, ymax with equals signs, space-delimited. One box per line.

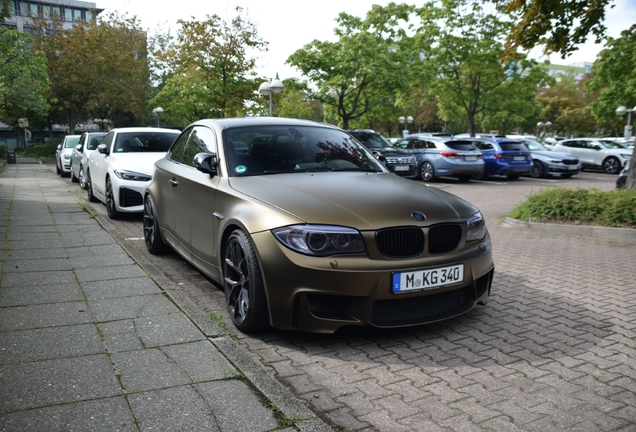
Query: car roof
xmin=191 ymin=117 xmax=340 ymax=131
xmin=108 ymin=127 xmax=180 ymax=134
xmin=403 ymin=134 xmax=453 ymax=142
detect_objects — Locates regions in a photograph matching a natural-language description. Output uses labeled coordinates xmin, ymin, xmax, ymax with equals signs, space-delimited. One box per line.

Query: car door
xmin=71 ymin=133 xmax=86 ymax=174
xmin=473 ymin=141 xmax=496 ymax=173
xmin=88 ymin=132 xmax=115 ymax=198
xmin=167 ymin=126 xmax=220 ymax=266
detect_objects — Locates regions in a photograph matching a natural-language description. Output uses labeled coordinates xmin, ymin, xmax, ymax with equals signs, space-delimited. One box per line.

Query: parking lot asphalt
xmin=4 ymin=160 xmax=636 ymax=431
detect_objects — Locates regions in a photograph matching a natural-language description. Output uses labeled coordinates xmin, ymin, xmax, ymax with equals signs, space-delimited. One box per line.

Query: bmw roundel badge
xmin=411 ymin=211 xmax=426 ymax=221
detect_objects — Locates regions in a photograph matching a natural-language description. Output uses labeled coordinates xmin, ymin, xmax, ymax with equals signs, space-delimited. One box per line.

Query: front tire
xmin=603 ymin=157 xmax=621 ymax=174
xmin=530 ymin=160 xmax=545 ymax=178
xmin=419 ymin=162 xmax=435 ymax=181
xmin=78 ymin=165 xmax=87 ymax=189
xmin=86 ymin=170 xmax=99 ymax=203
xmin=143 ymin=195 xmax=168 ymax=254
xmin=223 ymin=230 xmax=269 ymax=333
xmin=105 ymin=177 xmax=121 ymax=220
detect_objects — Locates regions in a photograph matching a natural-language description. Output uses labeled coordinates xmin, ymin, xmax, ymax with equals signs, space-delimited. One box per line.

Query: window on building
xmin=64 ymin=8 xmax=72 ymax=22
xmin=29 ymin=2 xmax=38 ymax=15
xmin=51 ymin=6 xmax=61 ymax=19
xmin=73 ymin=9 xmax=82 ymax=22
xmin=86 ymin=10 xmax=93 ymax=21
xmin=23 ymin=26 xmax=36 ymax=37
xmin=19 ymin=1 xmax=28 ymax=16
xmin=7 ymin=1 xmax=15 ymax=14
xmin=42 ymin=5 xmax=51 ymax=18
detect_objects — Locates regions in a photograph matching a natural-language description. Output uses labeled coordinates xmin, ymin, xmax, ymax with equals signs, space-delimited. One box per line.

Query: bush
xmin=0 ymin=145 xmax=7 ymax=159
xmin=509 ymin=187 xmax=636 ymax=228
xmin=33 ymin=142 xmax=60 ymax=160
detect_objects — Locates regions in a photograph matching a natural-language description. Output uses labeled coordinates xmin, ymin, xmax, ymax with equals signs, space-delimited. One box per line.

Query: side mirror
xmin=75 ymin=144 xmax=83 ymax=152
xmin=591 ymin=144 xmax=602 ymax=150
xmin=374 ymin=153 xmax=387 ymax=166
xmin=97 ymin=143 xmax=109 ymax=155
xmin=193 ymin=152 xmax=218 ymax=176
xmin=56 ymin=144 xmax=62 ymax=151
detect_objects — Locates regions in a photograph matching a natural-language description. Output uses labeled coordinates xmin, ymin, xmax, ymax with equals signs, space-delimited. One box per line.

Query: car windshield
xmin=113 ymin=132 xmax=178 ymax=153
xmin=64 ymin=136 xmax=80 ymax=148
xmin=348 ymin=131 xmax=393 ymax=149
xmin=224 ymin=126 xmax=385 ymax=177
xmin=86 ymin=133 xmax=106 ymax=150
xmin=521 ymin=139 xmax=549 ymax=151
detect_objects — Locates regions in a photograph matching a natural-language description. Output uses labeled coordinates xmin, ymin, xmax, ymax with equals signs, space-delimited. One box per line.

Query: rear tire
xmin=86 ymin=170 xmax=99 ymax=203
xmin=457 ymin=175 xmax=471 ymax=182
xmin=603 ymin=157 xmax=621 ymax=174
xmin=143 ymin=195 xmax=168 ymax=254
xmin=419 ymin=162 xmax=435 ymax=181
xmin=473 ymin=169 xmax=488 ymax=180
xmin=223 ymin=230 xmax=269 ymax=333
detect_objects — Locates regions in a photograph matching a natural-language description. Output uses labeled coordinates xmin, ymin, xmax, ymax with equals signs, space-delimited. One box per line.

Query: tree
xmin=287 ymin=4 xmax=413 ymax=130
xmin=586 ymin=24 xmax=636 ymax=188
xmin=500 ymin=0 xmax=614 ymax=58
xmin=32 ymin=13 xmax=149 ymax=133
xmin=413 ymin=0 xmax=548 ymax=137
xmin=150 ymin=7 xmax=266 ymax=126
xmin=0 ymin=27 xmax=50 ymax=125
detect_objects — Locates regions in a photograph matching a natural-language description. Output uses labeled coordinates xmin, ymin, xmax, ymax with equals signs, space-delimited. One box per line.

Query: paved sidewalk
xmin=0 ymin=163 xmax=331 ymax=431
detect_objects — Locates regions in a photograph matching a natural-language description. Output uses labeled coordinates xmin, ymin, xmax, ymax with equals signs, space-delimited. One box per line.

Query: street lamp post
xmin=537 ymin=121 xmax=552 ymax=138
xmin=152 ymin=107 xmax=164 ymax=127
xmin=399 ymin=115 xmax=413 ymax=138
xmin=93 ymin=118 xmax=109 ymax=132
xmin=616 ymin=105 xmax=636 ymax=140
xmin=259 ymin=73 xmax=284 ymax=116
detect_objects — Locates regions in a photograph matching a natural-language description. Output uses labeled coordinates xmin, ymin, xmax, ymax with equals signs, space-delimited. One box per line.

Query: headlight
xmin=620 ymin=153 xmax=631 ymax=159
xmin=466 ymin=212 xmax=486 ymax=242
xmin=272 ymin=225 xmax=365 ymax=256
xmin=549 ymin=159 xmax=561 ymax=163
xmin=114 ymin=170 xmax=152 ymax=181
xmin=63 ymin=154 xmax=71 ymax=160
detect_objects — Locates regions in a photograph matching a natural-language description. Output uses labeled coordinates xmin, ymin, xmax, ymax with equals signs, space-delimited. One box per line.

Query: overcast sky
xmin=98 ymin=0 xmax=636 ymax=81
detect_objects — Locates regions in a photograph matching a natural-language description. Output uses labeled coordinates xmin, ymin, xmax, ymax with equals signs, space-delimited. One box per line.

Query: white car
xmin=86 ymin=127 xmax=180 ymax=219
xmin=70 ymin=131 xmax=107 ymax=188
xmin=55 ymin=135 xmax=81 ymax=176
xmin=552 ymin=138 xmax=632 ymax=174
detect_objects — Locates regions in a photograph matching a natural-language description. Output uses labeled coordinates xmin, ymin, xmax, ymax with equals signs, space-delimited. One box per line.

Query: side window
xmin=413 ymin=140 xmax=425 ymax=149
xmin=168 ymin=129 xmax=192 ymax=164
xmin=563 ymin=141 xmax=575 ymax=148
xmin=182 ymin=126 xmax=217 ymax=168
xmin=426 ymin=141 xmax=437 ymax=149
xmin=101 ymin=133 xmax=114 ymax=151
xmin=78 ymin=134 xmax=86 ymax=147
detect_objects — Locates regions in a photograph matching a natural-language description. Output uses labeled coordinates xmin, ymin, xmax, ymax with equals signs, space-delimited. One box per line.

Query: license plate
xmin=513 ymin=156 xmax=526 ymax=161
xmin=464 ymin=156 xmax=477 ymax=161
xmin=392 ymin=264 xmax=464 ymax=293
xmin=569 ymin=165 xmax=578 ymax=170
xmin=394 ymin=165 xmax=410 ymax=171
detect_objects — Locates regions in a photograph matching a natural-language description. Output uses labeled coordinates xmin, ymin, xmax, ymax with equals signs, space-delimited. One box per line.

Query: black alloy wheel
xmin=603 ymin=157 xmax=621 ymax=174
xmin=86 ymin=170 xmax=99 ymax=202
xmin=530 ymin=160 xmax=545 ymax=178
xmin=105 ymin=177 xmax=121 ymax=220
xmin=223 ymin=230 xmax=269 ymax=333
xmin=143 ymin=196 xmax=168 ymax=254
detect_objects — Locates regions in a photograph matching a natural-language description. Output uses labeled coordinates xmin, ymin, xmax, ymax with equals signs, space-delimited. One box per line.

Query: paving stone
xmin=0 ymin=302 xmax=93 ymax=331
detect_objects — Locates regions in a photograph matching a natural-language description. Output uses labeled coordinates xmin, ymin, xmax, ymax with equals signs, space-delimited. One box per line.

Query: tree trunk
xmin=626 ymin=155 xmax=636 ymax=189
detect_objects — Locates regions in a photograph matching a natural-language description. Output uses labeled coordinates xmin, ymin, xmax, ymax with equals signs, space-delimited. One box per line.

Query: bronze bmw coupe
xmin=143 ymin=118 xmax=494 ymax=333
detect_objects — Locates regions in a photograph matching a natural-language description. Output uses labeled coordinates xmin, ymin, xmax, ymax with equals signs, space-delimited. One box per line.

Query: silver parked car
xmin=55 ymin=135 xmax=81 ymax=177
xmin=519 ymin=139 xmax=582 ymax=178
xmin=394 ymin=135 xmax=484 ymax=182
xmin=70 ymin=132 xmax=107 ymax=188
xmin=552 ymin=138 xmax=632 ymax=174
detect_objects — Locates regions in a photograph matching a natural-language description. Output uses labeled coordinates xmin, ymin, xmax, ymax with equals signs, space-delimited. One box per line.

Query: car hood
xmin=228 ymin=173 xmax=478 ymax=231
xmin=532 ymin=150 xmax=577 ymax=160
xmin=107 ymin=152 xmax=166 ymax=176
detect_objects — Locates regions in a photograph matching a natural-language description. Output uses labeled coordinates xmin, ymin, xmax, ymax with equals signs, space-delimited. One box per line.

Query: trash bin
xmin=7 ymin=150 xmax=16 ymax=164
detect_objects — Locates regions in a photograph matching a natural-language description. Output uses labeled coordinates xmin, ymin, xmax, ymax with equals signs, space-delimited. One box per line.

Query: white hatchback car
xmin=553 ymin=138 xmax=632 ymax=174
xmin=86 ymin=127 xmax=180 ymax=219
xmin=70 ymin=131 xmax=107 ymax=188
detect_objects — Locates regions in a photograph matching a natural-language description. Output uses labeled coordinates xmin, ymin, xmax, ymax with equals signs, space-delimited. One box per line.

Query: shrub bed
xmin=509 ymin=187 xmax=636 ymax=228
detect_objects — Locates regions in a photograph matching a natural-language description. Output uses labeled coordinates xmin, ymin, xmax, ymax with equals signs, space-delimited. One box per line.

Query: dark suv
xmin=346 ymin=129 xmax=416 ymax=178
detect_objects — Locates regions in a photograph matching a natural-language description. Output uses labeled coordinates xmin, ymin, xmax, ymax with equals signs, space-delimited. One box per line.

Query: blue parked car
xmin=518 ymin=138 xmax=581 ymax=178
xmin=393 ymin=135 xmax=484 ymax=182
xmin=463 ymin=138 xmax=533 ymax=180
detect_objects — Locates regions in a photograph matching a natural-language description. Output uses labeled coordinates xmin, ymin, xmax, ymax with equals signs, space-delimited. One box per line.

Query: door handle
xmin=169 ymin=178 xmax=179 ymax=187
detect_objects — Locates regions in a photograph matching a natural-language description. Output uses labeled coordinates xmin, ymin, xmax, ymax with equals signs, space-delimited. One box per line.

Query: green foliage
xmin=501 ymin=0 xmax=612 ymax=58
xmin=509 ymin=188 xmax=636 ymax=227
xmin=537 ymin=75 xmax=598 ymax=136
xmin=149 ymin=7 xmax=266 ymax=126
xmin=0 ymin=26 xmax=50 ymax=124
xmin=30 ymin=142 xmax=59 ymax=160
xmin=587 ymin=25 xmax=636 ymax=124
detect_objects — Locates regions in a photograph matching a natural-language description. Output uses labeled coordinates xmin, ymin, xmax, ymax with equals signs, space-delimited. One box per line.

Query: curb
xmin=505 ymin=217 xmax=636 ymax=242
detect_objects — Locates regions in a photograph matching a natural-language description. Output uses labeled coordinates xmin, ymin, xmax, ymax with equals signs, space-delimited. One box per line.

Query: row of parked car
xmin=53 ymin=119 xmax=496 ymax=334
xmin=346 ymin=129 xmax=633 ymax=182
